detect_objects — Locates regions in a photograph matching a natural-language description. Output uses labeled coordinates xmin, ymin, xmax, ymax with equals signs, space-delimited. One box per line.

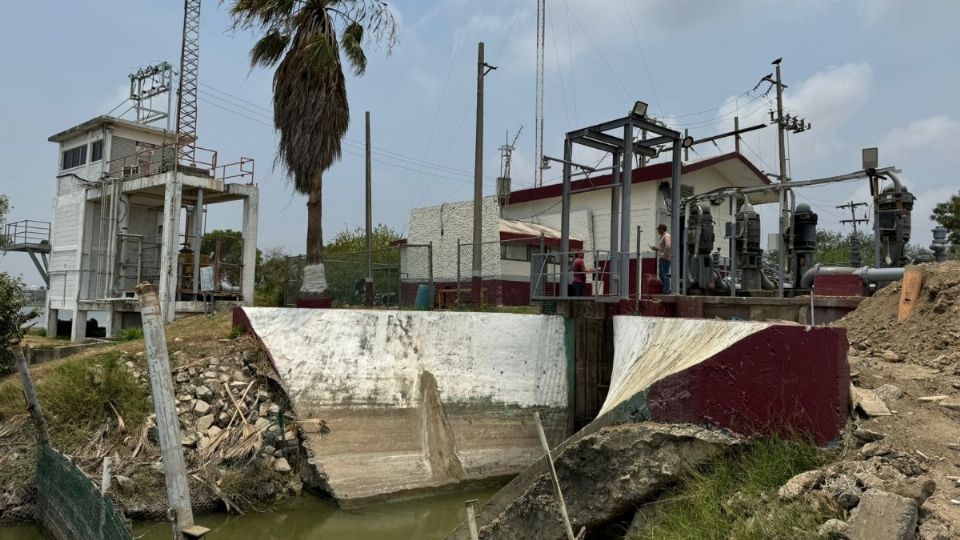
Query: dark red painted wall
xmin=643 ymin=325 xmax=849 ymax=445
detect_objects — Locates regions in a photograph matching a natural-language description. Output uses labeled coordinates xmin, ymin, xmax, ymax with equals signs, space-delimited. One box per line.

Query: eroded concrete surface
xmin=238 ymin=308 xmax=570 ymax=505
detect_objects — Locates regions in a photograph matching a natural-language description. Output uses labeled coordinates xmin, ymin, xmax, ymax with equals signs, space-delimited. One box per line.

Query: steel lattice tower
xmin=176 ymin=0 xmax=201 ymax=165
xmin=534 ymin=0 xmax=545 ymax=187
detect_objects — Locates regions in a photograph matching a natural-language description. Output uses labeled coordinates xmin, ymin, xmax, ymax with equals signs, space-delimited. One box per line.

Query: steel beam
xmin=619 ymin=123 xmax=634 ymax=300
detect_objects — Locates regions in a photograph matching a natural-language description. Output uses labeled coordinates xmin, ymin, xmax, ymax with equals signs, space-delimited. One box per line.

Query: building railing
xmin=102 ymin=142 xmax=254 ymax=184
xmin=2 ymin=220 xmax=51 ymax=248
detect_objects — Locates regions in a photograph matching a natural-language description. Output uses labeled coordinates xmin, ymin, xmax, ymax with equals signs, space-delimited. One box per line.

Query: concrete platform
xmin=236 ymin=308 xmax=572 ymax=506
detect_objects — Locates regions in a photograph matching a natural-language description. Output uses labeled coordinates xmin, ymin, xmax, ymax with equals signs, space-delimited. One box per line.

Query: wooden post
xmin=533 ymin=411 xmax=577 ymax=540
xmin=137 ymin=283 xmax=199 ymax=539
xmin=898 ymin=266 xmax=924 ymax=321
xmin=14 ymin=344 xmax=48 ymax=445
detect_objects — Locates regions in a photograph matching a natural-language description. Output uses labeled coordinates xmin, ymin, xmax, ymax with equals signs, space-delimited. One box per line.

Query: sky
xmin=2 ymin=0 xmax=959 ymax=286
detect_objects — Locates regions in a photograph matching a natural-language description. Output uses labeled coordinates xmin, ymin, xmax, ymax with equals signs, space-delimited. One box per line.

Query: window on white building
xmin=501 ymin=243 xmax=531 ymax=261
xmin=62 ymin=145 xmax=87 ymax=170
xmin=91 ymin=139 xmax=104 ymax=162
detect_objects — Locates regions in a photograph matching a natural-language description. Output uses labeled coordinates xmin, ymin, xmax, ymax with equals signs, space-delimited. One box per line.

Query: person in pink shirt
xmin=569 ymin=251 xmax=591 ymax=297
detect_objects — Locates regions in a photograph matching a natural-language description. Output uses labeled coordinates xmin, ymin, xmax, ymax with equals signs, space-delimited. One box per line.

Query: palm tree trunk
xmin=306 ymin=172 xmax=324 ymax=265
xmin=298 ymin=172 xmax=331 ymax=306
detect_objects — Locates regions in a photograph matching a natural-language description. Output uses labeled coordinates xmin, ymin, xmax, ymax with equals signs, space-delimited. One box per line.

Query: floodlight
xmin=631 ymin=100 xmax=649 ymax=118
xmin=540 ymin=156 xmax=552 ymax=170
xmin=862 ymin=147 xmax=878 ymax=170
xmin=681 ymin=136 xmax=694 ymax=149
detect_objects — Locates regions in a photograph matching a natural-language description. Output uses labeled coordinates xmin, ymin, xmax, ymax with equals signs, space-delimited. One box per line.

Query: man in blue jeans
xmin=650 ymin=223 xmax=672 ymax=294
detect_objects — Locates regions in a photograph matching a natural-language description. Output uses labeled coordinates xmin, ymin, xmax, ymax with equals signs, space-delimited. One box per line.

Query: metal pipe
xmin=609 ymin=151 xmax=620 ymax=297
xmin=670 ymin=140 xmax=682 ymax=295
xmin=729 ymin=195 xmax=737 ymax=297
xmin=861 ymin=267 xmax=904 ymax=283
xmin=619 ymin=123 xmax=634 ymax=301
xmin=560 ymin=138 xmax=572 ymax=297
xmin=799 ymin=264 xmax=857 ymax=289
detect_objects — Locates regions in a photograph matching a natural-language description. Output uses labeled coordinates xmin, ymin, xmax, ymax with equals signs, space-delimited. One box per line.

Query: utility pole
xmin=761 ymin=59 xmax=810 ymax=297
xmin=535 ymin=0 xmax=545 ymax=187
xmin=837 ymin=200 xmax=869 ymax=267
xmin=365 ymin=111 xmax=374 ymax=306
xmin=472 ymin=42 xmax=496 ymax=306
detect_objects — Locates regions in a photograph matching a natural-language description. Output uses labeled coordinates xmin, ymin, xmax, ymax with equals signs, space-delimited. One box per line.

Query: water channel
xmin=1 ymin=485 xmax=499 ymax=539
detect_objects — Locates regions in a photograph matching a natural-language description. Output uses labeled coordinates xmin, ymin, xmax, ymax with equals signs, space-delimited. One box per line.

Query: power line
xmin=621 ymin=0 xmax=662 ymax=116
xmin=566 ymin=3 xmax=632 ymax=99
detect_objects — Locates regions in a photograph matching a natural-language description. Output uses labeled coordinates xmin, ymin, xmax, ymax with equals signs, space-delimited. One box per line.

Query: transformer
xmin=790 ymin=203 xmax=818 ymax=288
xmin=876 ymin=184 xmax=914 ymax=267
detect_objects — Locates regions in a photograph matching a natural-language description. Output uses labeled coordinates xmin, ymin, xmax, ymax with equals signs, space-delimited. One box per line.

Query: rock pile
xmin=837 ymin=261 xmax=960 ymax=369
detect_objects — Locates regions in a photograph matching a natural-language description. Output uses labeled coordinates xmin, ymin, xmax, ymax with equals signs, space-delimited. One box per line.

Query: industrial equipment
xmin=685 ymin=204 xmax=715 ymax=291
xmin=876 ymin=184 xmax=914 ymax=268
xmin=789 ymin=203 xmax=818 ymax=289
xmin=733 ymin=203 xmax=763 ymax=291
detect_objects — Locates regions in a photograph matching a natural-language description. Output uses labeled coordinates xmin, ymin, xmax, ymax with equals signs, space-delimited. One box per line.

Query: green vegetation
xmin=0 ymin=351 xmax=150 ymax=449
xmin=629 ymin=438 xmax=838 ymax=540
xmin=932 ymin=191 xmax=960 ymax=258
xmin=1 ymin=272 xmax=38 ymax=375
xmin=0 ymin=193 xmax=9 ymax=249
xmin=325 ymin=225 xmax=401 ymax=306
xmin=117 ymin=327 xmax=144 ymax=342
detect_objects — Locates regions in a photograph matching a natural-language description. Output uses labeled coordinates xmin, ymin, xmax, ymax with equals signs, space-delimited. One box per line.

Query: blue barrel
xmin=414 ymin=284 xmax=435 ymax=310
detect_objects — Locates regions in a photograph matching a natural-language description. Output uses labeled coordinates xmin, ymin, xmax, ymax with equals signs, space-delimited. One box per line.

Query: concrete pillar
xmin=105 ymin=308 xmax=122 ymax=339
xmin=241 ymin=188 xmax=259 ymax=306
xmin=45 ymin=307 xmax=58 ymax=338
xmin=158 ymin=172 xmax=183 ymax=323
xmin=71 ymin=310 xmax=87 ymax=342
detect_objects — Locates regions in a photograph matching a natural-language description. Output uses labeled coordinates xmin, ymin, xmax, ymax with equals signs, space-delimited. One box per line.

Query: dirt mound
xmin=834 ymin=261 xmax=960 ymax=368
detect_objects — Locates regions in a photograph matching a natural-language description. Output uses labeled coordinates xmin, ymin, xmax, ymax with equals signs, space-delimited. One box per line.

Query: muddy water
xmin=1 ymin=485 xmax=499 ymax=540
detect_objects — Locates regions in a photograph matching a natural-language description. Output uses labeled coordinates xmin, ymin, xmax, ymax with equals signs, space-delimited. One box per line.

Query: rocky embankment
xmin=0 ymin=314 xmax=304 ymax=524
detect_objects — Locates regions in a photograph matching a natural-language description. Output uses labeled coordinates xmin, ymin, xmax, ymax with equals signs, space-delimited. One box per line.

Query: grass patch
xmin=628 ymin=438 xmax=839 ymax=540
xmin=117 ymin=327 xmax=144 ymax=342
xmin=0 ymin=351 xmax=151 ymax=449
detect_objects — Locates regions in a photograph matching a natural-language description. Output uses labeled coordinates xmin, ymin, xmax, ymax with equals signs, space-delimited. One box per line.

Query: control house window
xmin=62 ymin=145 xmax=87 ymax=170
xmin=91 ymin=139 xmax=104 ymax=162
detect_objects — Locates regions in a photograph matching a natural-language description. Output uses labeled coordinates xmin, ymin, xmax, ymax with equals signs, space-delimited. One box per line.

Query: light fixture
xmin=631 ymin=100 xmax=649 ymax=118
xmin=681 ymin=136 xmax=694 ymax=148
xmin=540 ymin=156 xmax=552 ymax=170
xmin=862 ymin=147 xmax=878 ymax=171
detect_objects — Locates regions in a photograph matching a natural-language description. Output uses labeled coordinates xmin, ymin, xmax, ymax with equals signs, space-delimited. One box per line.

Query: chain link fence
xmin=282 ymin=247 xmax=404 ymax=308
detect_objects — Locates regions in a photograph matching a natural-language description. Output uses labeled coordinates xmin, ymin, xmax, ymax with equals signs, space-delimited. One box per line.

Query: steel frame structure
xmin=557 ymin=111 xmax=683 ymax=300
xmin=129 ymin=62 xmax=173 ymax=126
xmin=175 ymin=0 xmax=201 ymax=165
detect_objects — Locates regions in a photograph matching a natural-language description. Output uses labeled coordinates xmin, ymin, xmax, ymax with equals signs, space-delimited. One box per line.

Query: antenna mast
xmin=534 ymin=0 xmax=545 ymax=187
xmin=176 ymin=0 xmax=201 ymax=165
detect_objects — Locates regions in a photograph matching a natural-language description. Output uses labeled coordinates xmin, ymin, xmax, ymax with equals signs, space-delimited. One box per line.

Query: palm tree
xmin=228 ymin=0 xmax=395 ymax=304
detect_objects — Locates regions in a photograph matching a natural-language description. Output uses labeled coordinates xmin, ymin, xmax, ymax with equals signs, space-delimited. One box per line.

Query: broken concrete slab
xmin=854 ymin=387 xmax=893 ymax=417
xmin=847 ymin=489 xmax=918 ymax=540
xmin=469 ymin=423 xmax=739 ymax=540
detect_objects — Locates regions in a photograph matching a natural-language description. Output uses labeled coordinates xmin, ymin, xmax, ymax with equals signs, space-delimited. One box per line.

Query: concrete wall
xmin=238 ymin=307 xmax=572 ymax=505
xmin=407 ymin=197 xmax=502 ymax=280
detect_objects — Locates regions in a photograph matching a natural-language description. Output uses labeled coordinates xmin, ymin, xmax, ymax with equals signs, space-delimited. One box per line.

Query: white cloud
xmin=879 ymin=116 xmax=960 ymax=158
xmin=704 ymin=62 xmax=873 ymax=172
xmin=855 ymin=0 xmax=960 ymax=32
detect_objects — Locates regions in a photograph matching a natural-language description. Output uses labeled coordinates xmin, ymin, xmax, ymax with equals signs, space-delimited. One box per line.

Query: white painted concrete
xmin=242 ymin=307 xmax=570 ymax=503
xmin=600 ymin=316 xmax=768 ymax=416
xmin=244 ymin=308 xmax=568 ymax=409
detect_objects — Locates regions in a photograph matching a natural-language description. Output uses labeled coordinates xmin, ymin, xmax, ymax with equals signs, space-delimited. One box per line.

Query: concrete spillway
xmin=236 ymin=308 xmax=571 ymax=506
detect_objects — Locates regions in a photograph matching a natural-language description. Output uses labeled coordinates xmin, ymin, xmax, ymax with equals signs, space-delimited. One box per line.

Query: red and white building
xmin=400 ymin=152 xmax=773 ymax=306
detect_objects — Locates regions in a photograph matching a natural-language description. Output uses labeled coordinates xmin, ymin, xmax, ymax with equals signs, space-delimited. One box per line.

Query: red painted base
xmin=295 ymin=297 xmax=334 ymax=309
xmin=814 ymin=274 xmax=868 ymax=297
xmin=642 ymin=324 xmax=849 ymax=446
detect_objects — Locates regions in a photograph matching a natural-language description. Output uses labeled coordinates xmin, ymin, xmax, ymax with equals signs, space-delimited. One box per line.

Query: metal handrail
xmin=2 ymin=220 xmax=51 ymax=246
